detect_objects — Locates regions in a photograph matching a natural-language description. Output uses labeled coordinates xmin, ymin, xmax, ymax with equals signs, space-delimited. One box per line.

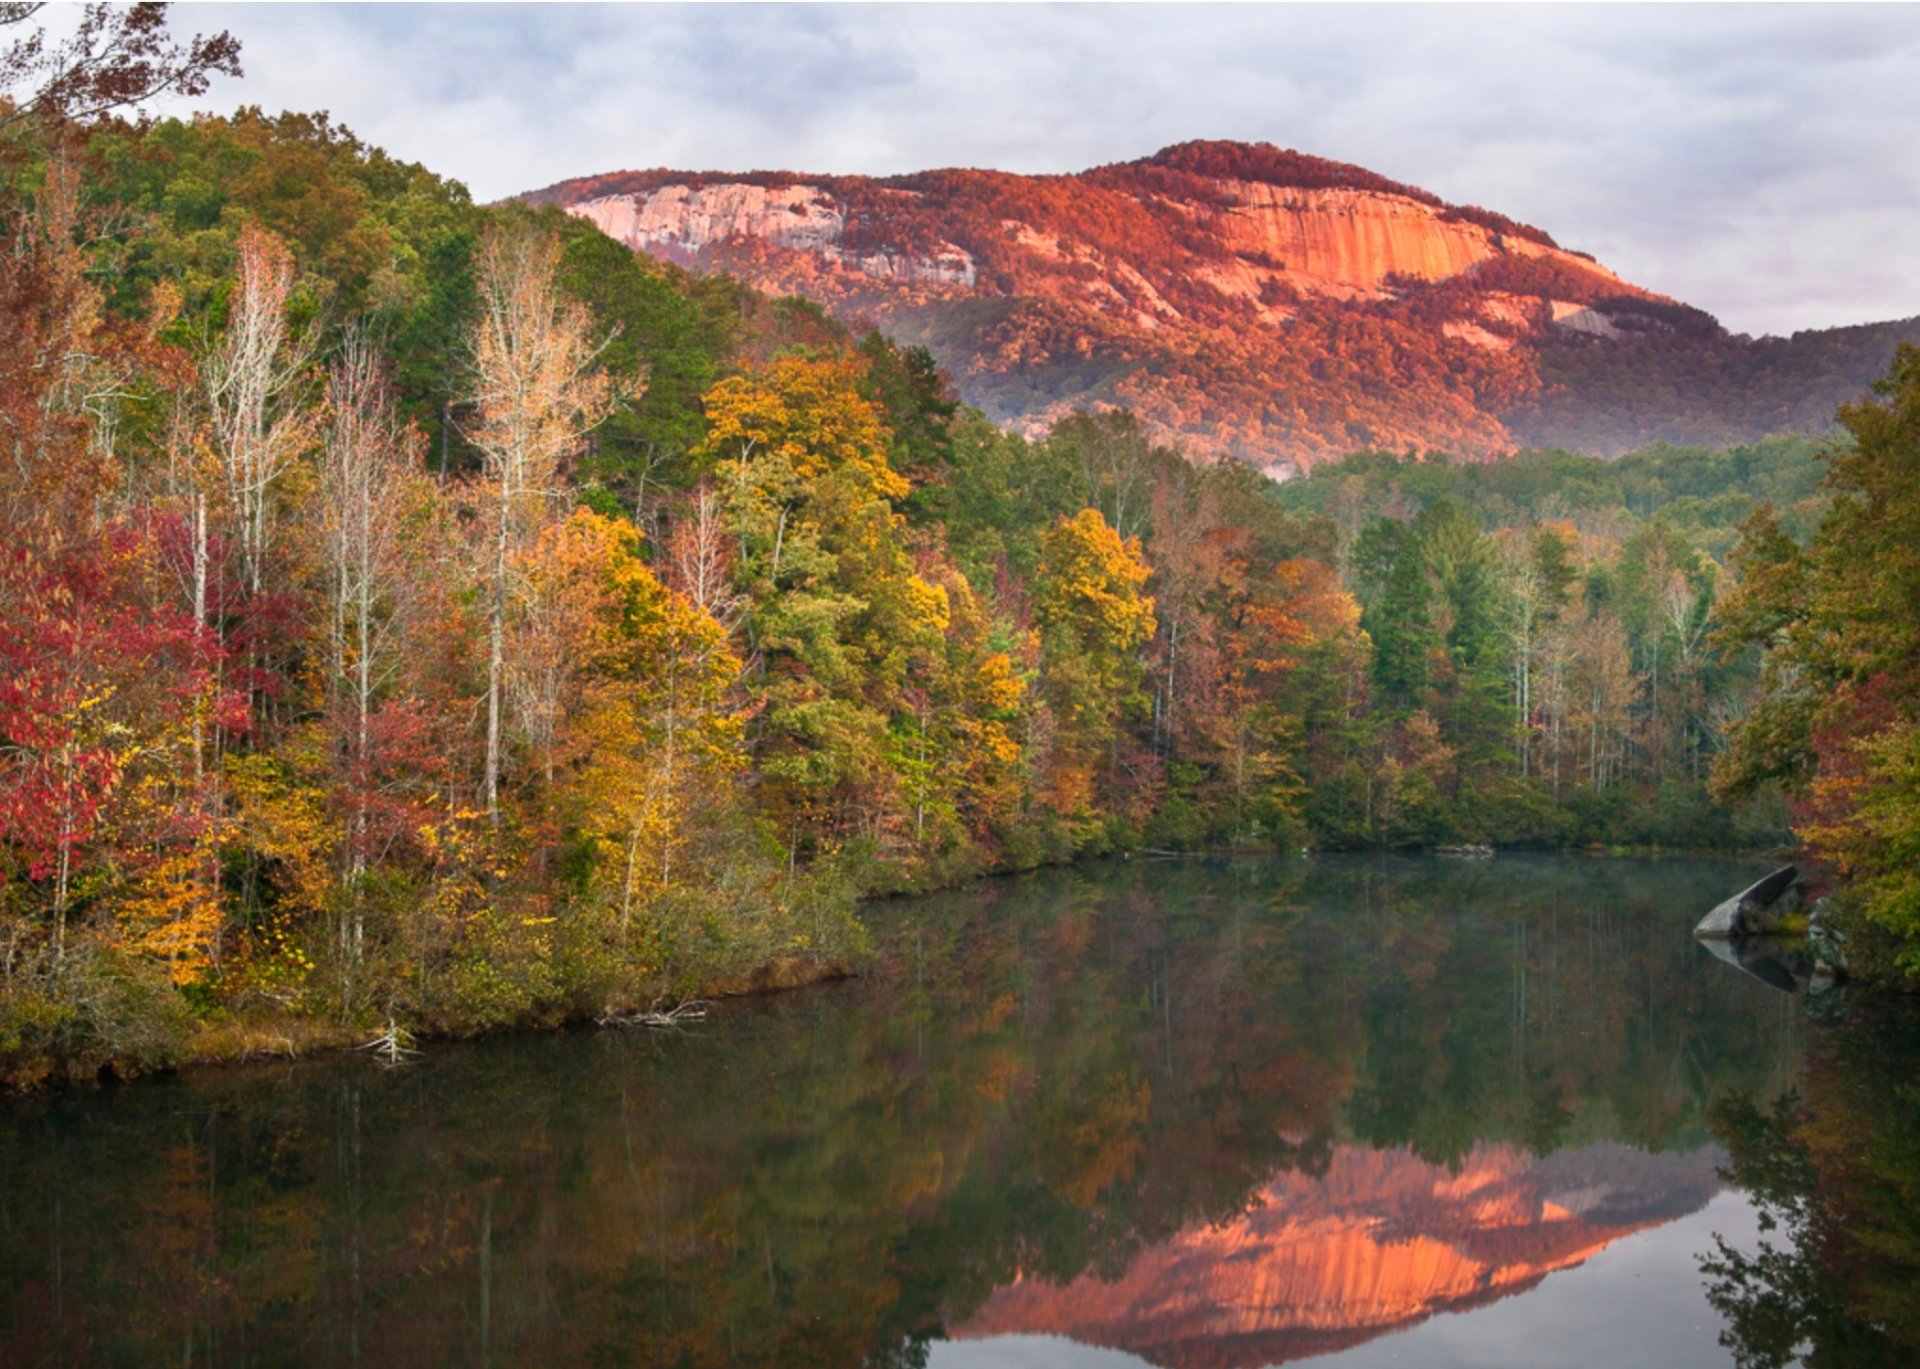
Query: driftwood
xmin=1132 ymin=848 xmax=1238 ymax=862
xmin=597 ymin=1000 xmax=711 ymax=1030
xmin=358 ymin=1020 xmax=420 ymax=1064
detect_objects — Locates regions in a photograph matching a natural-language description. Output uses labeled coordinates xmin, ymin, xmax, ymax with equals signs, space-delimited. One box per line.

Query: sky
xmin=160 ymin=2 xmax=1920 ymax=339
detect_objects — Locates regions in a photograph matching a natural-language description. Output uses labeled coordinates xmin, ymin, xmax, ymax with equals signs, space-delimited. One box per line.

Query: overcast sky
xmin=162 ymin=3 xmax=1920 ymax=338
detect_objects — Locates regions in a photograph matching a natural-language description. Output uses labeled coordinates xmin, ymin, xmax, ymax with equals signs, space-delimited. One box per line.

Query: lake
xmin=4 ymin=854 xmax=1917 ymax=1367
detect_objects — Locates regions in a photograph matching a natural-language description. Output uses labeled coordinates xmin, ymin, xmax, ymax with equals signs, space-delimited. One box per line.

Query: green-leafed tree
xmin=1716 ymin=345 xmax=1920 ymax=974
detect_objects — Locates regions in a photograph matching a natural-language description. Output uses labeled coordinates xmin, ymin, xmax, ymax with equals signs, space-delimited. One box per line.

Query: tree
xmin=315 ymin=328 xmax=428 ymax=988
xmin=393 ymin=228 xmax=479 ymax=477
xmin=857 ymin=330 xmax=955 ymax=490
xmin=201 ymin=222 xmax=310 ymax=604
xmin=0 ymin=156 xmax=176 ymax=541
xmin=1047 ymin=409 xmax=1169 ymax=542
xmin=0 ymin=2 xmax=240 ymax=133
xmin=1717 ymin=346 xmax=1920 ymax=968
xmin=702 ymin=353 xmax=936 ymax=853
xmin=1032 ymin=508 xmax=1156 ymax=828
xmin=464 ymin=221 xmax=618 ymax=823
xmin=557 ymin=219 xmax=725 ymax=518
xmin=0 ymin=527 xmax=229 ymax=978
xmin=1366 ymin=524 xmax=1438 ymax=709
xmin=525 ymin=510 xmax=742 ymax=932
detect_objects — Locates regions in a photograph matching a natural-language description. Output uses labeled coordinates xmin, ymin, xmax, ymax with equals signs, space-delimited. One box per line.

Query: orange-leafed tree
xmin=0 ymin=3 xmax=240 ymax=134
xmin=514 ymin=509 xmax=743 ymax=936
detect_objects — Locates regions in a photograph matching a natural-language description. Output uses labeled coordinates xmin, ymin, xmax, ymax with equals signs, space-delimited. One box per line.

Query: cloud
xmin=164 ymin=2 xmax=1920 ymax=336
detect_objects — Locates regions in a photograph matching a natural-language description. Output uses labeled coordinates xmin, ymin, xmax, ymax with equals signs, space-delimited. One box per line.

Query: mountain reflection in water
xmin=8 ymin=854 xmax=1911 ymax=1368
xmin=957 ymin=1142 xmax=1722 ymax=1367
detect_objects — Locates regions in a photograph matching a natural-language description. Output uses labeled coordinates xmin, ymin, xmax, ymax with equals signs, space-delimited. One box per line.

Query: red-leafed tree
xmin=0 ymin=529 xmax=234 ymax=975
xmin=0 ymin=3 xmax=240 ymax=132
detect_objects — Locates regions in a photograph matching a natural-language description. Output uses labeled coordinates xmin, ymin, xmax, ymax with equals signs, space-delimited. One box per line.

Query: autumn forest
xmin=5 ymin=5 xmax=1920 ymax=1089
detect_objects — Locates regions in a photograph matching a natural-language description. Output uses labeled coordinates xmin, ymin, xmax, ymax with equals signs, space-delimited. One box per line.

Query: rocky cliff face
xmin=950 ymin=1140 xmax=1723 ymax=1368
xmin=1198 ymin=181 xmax=1604 ymax=296
xmin=569 ymin=183 xmax=979 ymax=287
xmin=526 ymin=141 xmax=1920 ymax=472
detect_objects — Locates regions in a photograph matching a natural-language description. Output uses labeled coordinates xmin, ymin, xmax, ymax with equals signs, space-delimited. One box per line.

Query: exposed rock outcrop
xmin=523 ymin=140 xmax=1920 ymax=473
xmin=1694 ymin=865 xmax=1801 ymax=940
xmin=569 ymin=183 xmax=977 ymax=288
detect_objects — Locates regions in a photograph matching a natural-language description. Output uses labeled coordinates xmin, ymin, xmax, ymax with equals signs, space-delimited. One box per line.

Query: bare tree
xmin=1663 ymin=568 xmax=1709 ymax=669
xmin=464 ymin=222 xmax=617 ymax=822
xmin=202 ymin=223 xmax=311 ymax=601
xmin=1500 ymin=540 xmax=1545 ymax=777
xmin=319 ymin=330 xmax=415 ymax=1001
xmin=322 ymin=333 xmax=409 ymax=850
xmin=665 ymin=480 xmax=743 ymax=632
xmin=159 ymin=397 xmax=218 ymax=776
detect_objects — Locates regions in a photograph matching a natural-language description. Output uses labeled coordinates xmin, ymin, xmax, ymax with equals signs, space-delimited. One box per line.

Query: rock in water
xmin=1695 ymin=865 xmax=1800 ymax=939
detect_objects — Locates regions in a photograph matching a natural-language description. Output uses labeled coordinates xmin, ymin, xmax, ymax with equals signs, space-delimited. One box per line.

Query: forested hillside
xmin=4 ymin=8 xmax=1914 ymax=1086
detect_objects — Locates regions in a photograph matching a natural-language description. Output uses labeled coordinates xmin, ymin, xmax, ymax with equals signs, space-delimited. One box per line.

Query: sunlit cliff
xmin=525 ymin=139 xmax=1920 ymax=472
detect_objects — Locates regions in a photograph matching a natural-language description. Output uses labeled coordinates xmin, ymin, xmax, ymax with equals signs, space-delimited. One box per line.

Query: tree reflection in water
xmin=1 ymin=854 xmax=1899 ymax=1368
xmin=1703 ymin=993 xmax=1920 ymax=1369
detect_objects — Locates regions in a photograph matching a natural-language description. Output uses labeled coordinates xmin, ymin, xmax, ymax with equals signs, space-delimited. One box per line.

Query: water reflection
xmin=957 ymin=1141 xmax=1722 ymax=1366
xmin=1702 ymin=993 xmax=1920 ymax=1369
xmin=0 ymin=855 xmax=1879 ymax=1367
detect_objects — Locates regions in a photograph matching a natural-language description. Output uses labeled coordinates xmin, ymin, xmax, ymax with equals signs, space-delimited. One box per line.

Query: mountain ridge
xmin=525 ymin=140 xmax=1920 ymax=473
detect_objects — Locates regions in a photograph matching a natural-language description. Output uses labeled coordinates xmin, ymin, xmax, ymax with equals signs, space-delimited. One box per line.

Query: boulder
xmin=1694 ymin=865 xmax=1800 ymax=940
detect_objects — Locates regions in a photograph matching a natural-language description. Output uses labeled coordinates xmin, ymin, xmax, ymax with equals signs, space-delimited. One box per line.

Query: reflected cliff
xmin=0 ymin=856 xmax=1848 ymax=1367
xmin=961 ymin=1139 xmax=1726 ymax=1367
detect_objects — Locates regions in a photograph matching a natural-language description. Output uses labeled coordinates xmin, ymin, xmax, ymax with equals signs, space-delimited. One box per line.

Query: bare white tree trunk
xmin=668 ymin=481 xmax=742 ymax=629
xmin=464 ymin=224 xmax=620 ymax=824
xmin=319 ymin=329 xmax=413 ymax=996
xmin=202 ymin=225 xmax=309 ymax=601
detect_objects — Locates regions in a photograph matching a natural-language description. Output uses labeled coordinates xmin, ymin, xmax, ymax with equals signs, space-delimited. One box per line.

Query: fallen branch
xmin=358 ymin=1019 xmax=419 ymax=1064
xmin=597 ymin=999 xmax=711 ymax=1030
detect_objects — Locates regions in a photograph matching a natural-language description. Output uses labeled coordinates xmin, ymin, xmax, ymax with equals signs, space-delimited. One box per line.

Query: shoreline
xmin=162 ymin=953 xmax=865 ymax=1087
xmin=2 ymin=843 xmax=1799 ymax=1094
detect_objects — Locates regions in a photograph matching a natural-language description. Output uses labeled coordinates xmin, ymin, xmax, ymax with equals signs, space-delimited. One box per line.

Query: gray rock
xmin=1694 ymin=864 xmax=1800 ymax=939
xmin=1807 ymin=896 xmax=1850 ymax=976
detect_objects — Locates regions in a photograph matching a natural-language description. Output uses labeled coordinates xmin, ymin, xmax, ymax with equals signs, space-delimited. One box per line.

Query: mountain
xmin=525 ymin=140 xmax=1920 ymax=474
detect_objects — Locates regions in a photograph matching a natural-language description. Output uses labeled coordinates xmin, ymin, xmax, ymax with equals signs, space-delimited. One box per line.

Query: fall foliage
xmin=3 ymin=4 xmax=1915 ymax=1084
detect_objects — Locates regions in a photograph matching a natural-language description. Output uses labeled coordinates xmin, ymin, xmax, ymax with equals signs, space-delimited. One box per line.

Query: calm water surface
xmin=4 ymin=854 xmax=1918 ymax=1368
